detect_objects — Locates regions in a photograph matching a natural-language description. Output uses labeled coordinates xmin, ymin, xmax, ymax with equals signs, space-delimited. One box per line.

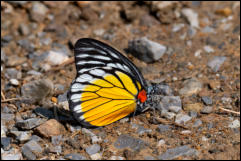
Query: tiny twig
xmin=219 ymin=107 xmax=240 ymax=115
xmin=70 ymin=130 xmax=81 ymax=138
xmin=1 ymin=97 xmax=23 ymax=103
xmin=1 ymin=90 xmax=6 ymax=100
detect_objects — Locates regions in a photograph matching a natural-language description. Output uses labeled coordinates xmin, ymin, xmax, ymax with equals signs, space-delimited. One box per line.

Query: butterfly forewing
xmin=67 ymin=38 xmax=147 ymax=127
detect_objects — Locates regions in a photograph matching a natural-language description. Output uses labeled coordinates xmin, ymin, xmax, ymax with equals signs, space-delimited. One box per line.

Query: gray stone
xmin=151 ymin=84 xmax=173 ymax=96
xmin=156 ymin=124 xmax=170 ymax=133
xmin=128 ymin=37 xmax=167 ymax=63
xmin=49 ymin=145 xmax=62 ymax=154
xmin=207 ymin=56 xmax=226 ymax=72
xmin=192 ymin=119 xmax=202 ymax=128
xmin=21 ymin=79 xmax=53 ymax=103
xmin=16 ymin=118 xmax=46 ymax=130
xmin=17 ymin=39 xmax=35 ymax=52
xmin=137 ymin=125 xmax=152 ymax=135
xmin=114 ymin=134 xmax=146 ymax=151
xmin=179 ymin=78 xmax=203 ymax=96
xmin=188 ymin=111 xmax=198 ymax=118
xmin=51 ymin=135 xmax=63 ymax=146
xmin=40 ymin=37 xmax=52 ymax=46
xmin=30 ymin=135 xmax=43 ymax=142
xmin=201 ymin=96 xmax=213 ymax=105
xmin=85 ymin=144 xmax=101 ymax=155
xmin=10 ymin=131 xmax=32 ymax=143
xmin=64 ymin=153 xmax=87 ymax=160
xmin=159 ymin=96 xmax=182 ymax=113
xmin=30 ymin=2 xmax=48 ymax=22
xmin=202 ymin=26 xmax=216 ymax=33
xmin=158 ymin=145 xmax=198 ymax=160
xmin=1 ymin=113 xmax=15 ymax=122
xmin=21 ymin=140 xmax=42 ymax=160
xmin=175 ymin=113 xmax=192 ymax=125
xmin=82 ymin=128 xmax=102 ymax=144
xmin=201 ymin=106 xmax=213 ymax=114
xmin=181 ymin=8 xmax=199 ymax=28
xmin=160 ymin=109 xmax=176 ymax=120
xmin=1 ymin=148 xmax=22 ymax=160
xmin=1 ymin=137 xmax=11 ymax=150
xmin=5 ymin=68 xmax=22 ymax=79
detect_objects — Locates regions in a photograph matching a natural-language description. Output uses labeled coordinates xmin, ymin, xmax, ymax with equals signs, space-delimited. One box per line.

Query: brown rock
xmin=184 ymin=103 xmax=203 ymax=112
xmin=209 ymin=80 xmax=221 ymax=90
xmin=35 ymin=119 xmax=66 ymax=138
xmin=215 ymin=7 xmax=232 ymax=16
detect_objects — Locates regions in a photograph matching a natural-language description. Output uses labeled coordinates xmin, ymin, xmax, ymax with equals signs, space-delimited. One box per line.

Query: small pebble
xmin=9 ymin=79 xmax=19 ymax=86
xmin=192 ymin=119 xmax=202 ymax=128
xmin=114 ymin=134 xmax=146 ymax=151
xmin=188 ymin=111 xmax=198 ymax=118
xmin=90 ymin=153 xmax=102 ymax=160
xmin=181 ymin=8 xmax=199 ymax=28
xmin=201 ymin=96 xmax=213 ymax=105
xmin=85 ymin=144 xmax=101 ymax=155
xmin=172 ymin=23 xmax=185 ymax=32
xmin=46 ymin=50 xmax=69 ymax=65
xmin=16 ymin=118 xmax=46 ymax=130
xmin=184 ymin=103 xmax=203 ymax=112
xmin=1 ymin=148 xmax=22 ymax=160
xmin=201 ymin=106 xmax=213 ymax=114
xmin=128 ymin=37 xmax=167 ymax=63
xmin=204 ymin=45 xmax=214 ymax=53
xmin=109 ymin=156 xmax=125 ymax=160
xmin=181 ymin=130 xmax=192 ymax=134
xmin=175 ymin=113 xmax=192 ymax=125
xmin=158 ymin=145 xmax=198 ymax=160
xmin=179 ymin=78 xmax=203 ymax=96
xmin=156 ymin=124 xmax=170 ymax=133
xmin=21 ymin=140 xmax=42 ymax=160
xmin=207 ymin=56 xmax=226 ymax=72
xmin=228 ymin=120 xmax=240 ymax=128
xmin=1 ymin=137 xmax=11 ymax=150
xmin=64 ymin=153 xmax=87 ymax=160
xmin=158 ymin=96 xmax=182 ymax=113
xmin=157 ymin=139 xmax=166 ymax=146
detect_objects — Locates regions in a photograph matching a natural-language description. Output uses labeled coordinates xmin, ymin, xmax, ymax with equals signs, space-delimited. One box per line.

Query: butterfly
xmin=67 ymin=38 xmax=148 ymax=127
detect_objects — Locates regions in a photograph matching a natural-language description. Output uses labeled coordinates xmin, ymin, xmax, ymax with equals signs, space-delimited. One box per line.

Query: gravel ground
xmin=1 ymin=1 xmax=240 ymax=160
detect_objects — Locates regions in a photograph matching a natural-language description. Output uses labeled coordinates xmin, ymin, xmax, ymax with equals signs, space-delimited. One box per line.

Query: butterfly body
xmin=67 ymin=38 xmax=148 ymax=127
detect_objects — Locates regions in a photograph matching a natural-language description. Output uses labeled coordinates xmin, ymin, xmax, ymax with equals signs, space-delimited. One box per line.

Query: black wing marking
xmin=74 ymin=38 xmax=147 ymax=89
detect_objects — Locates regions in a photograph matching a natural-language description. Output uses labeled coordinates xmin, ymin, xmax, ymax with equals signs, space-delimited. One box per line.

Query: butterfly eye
xmin=68 ymin=38 xmax=148 ymax=127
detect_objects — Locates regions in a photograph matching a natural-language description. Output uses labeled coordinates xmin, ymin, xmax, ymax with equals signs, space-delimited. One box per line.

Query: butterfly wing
xmin=67 ymin=38 xmax=147 ymax=127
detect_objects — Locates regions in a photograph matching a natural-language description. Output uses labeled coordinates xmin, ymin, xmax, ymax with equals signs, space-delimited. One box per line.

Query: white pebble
xmin=228 ymin=120 xmax=240 ymax=128
xmin=157 ymin=139 xmax=166 ymax=146
xmin=10 ymin=79 xmax=19 ymax=86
